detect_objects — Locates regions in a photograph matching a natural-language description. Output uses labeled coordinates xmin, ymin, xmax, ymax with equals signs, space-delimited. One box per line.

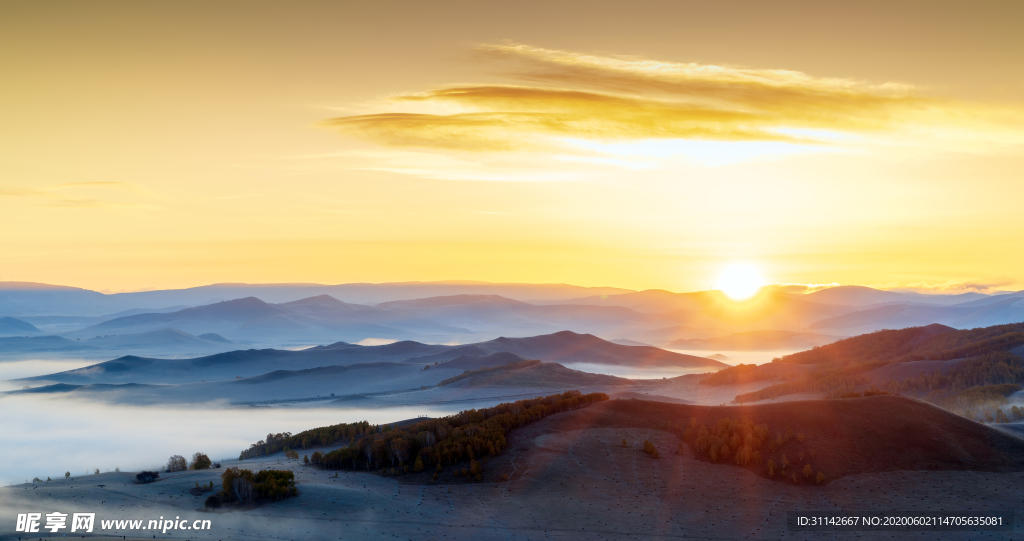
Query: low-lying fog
xmin=666 ymin=349 xmax=797 ymax=365
xmin=561 ymin=363 xmax=713 ymax=379
xmin=0 ymin=359 xmax=99 ymax=389
xmin=0 ymin=361 xmax=467 ymax=485
xmin=0 ymin=351 xmax=788 ymax=485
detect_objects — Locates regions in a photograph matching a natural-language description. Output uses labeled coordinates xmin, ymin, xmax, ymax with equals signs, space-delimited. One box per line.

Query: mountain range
xmin=1 ymin=281 xmax=1022 ymax=356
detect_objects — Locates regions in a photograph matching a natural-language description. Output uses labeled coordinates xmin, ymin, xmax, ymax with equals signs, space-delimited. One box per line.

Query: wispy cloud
xmin=320 ymin=44 xmax=952 ymax=154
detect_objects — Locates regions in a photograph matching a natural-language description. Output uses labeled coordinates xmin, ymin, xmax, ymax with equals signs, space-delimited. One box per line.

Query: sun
xmin=715 ymin=263 xmax=765 ymax=301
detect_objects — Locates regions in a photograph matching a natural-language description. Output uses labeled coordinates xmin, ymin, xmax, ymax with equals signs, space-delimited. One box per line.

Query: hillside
xmin=441 ymin=361 xmax=637 ymax=389
xmin=0 ymin=316 xmax=43 ymax=336
xmin=434 ymin=351 xmax=529 ymax=370
xmin=722 ymin=321 xmax=1024 ymax=404
xmin=523 ymin=396 xmax=1024 ymax=482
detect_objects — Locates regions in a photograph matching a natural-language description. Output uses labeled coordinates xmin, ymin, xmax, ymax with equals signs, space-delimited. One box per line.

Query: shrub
xmin=204 ymin=495 xmax=222 ymax=509
xmin=167 ymin=455 xmax=187 ymax=472
xmin=190 ymin=453 xmax=212 ymax=470
xmin=642 ymin=440 xmax=659 ymax=458
xmin=221 ymin=467 xmax=255 ymax=502
xmin=136 ymin=471 xmax=159 ymax=483
xmin=253 ymin=470 xmax=296 ymax=500
xmin=816 ymin=471 xmax=826 ymax=484
xmin=311 ymin=391 xmax=607 ymax=472
xmin=803 ymin=464 xmax=812 ymax=478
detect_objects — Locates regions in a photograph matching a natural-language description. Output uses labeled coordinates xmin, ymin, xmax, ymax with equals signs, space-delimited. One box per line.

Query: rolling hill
xmin=0 ymin=317 xmax=43 ymax=336
xmin=20 ymin=331 xmax=724 ymax=387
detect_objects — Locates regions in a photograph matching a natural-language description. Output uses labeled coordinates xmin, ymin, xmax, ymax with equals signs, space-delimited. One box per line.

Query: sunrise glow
xmin=715 ymin=264 xmax=765 ymax=301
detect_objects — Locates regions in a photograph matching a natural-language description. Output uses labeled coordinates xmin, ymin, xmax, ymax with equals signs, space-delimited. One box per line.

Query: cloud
xmin=322 ymin=86 xmax=801 ymax=152
xmin=883 ymin=279 xmax=1018 ymax=295
xmin=476 ymin=44 xmax=925 ymax=126
xmin=321 ymin=44 xmax=948 ymax=154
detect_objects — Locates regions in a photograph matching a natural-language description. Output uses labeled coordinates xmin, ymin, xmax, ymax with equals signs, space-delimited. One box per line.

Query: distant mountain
xmin=0 ymin=282 xmax=109 ymax=316
xmin=0 ymin=328 xmax=236 ymax=356
xmin=802 ymin=286 xmax=909 ymax=306
xmin=809 ymin=295 xmax=1024 ymax=335
xmin=551 ymin=289 xmax=855 ymax=336
xmin=83 ymin=328 xmax=236 ymax=352
xmin=668 ymin=330 xmax=842 ymax=351
xmin=376 ymin=294 xmax=654 ymax=337
xmin=802 ymin=285 xmax=989 ymax=307
xmin=0 ymin=280 xmax=633 ymax=317
xmin=65 ymin=295 xmax=467 ymax=344
xmin=0 ymin=317 xmax=42 ymax=336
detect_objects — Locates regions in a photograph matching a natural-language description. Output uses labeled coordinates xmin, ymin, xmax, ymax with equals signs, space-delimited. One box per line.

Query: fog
xmin=666 ymin=349 xmax=796 ymax=366
xmin=0 ymin=359 xmax=97 ymax=391
xmin=561 ymin=363 xmax=713 ymax=379
xmin=0 ymin=393 xmax=464 ymax=486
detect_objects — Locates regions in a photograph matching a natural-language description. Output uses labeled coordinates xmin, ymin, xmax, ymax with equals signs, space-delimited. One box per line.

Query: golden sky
xmin=2 ymin=1 xmax=1023 ymax=293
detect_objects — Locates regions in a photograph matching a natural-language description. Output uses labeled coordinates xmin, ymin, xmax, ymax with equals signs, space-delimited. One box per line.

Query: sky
xmin=2 ymin=1 xmax=1023 ymax=294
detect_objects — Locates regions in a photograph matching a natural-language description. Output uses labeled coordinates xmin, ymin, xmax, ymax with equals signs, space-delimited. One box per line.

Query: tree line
xmin=675 ymin=416 xmax=826 ymax=485
xmin=885 ymin=352 xmax=1024 ymax=394
xmin=298 ymin=391 xmax=608 ymax=475
xmin=239 ymin=421 xmax=374 ymax=460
